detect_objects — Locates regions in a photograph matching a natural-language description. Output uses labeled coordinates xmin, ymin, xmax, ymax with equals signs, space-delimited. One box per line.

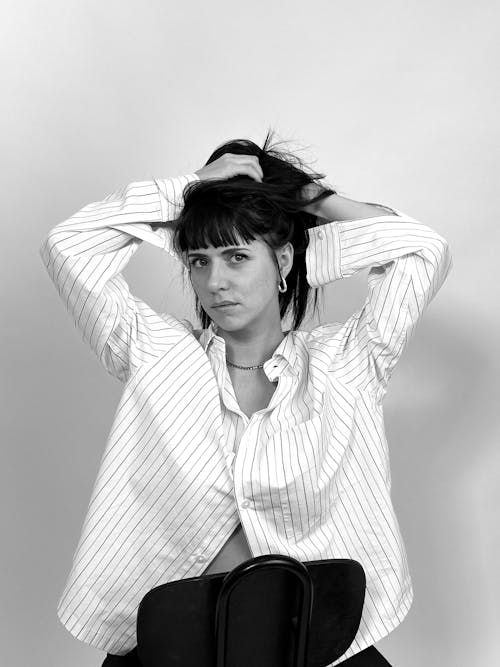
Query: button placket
xmin=233 ymin=424 xmax=257 ymax=521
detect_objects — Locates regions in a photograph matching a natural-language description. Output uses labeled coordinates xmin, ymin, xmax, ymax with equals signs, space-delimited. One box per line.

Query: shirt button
xmin=318 ymin=230 xmax=325 ymax=240
xmin=196 ymin=554 xmax=207 ymax=563
xmin=241 ymin=500 xmax=251 ymax=509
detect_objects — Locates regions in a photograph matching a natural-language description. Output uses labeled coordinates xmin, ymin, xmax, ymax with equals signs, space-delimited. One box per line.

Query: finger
xmin=253 ymin=157 xmax=264 ymax=181
xmin=248 ymin=166 xmax=262 ymax=182
xmin=240 ymin=156 xmax=263 ymax=181
xmin=228 ymin=154 xmax=263 ymax=181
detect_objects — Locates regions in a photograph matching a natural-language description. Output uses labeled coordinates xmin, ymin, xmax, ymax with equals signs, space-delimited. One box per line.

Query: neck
xmin=217 ymin=317 xmax=285 ymax=366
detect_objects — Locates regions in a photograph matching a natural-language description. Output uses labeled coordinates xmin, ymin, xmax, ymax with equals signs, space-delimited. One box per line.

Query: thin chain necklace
xmin=222 ymin=331 xmax=287 ymax=371
xmin=226 ymin=359 xmax=264 ymax=371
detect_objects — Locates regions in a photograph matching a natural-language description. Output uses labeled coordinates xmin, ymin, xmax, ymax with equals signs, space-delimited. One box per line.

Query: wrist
xmin=302 ymin=190 xmax=338 ymax=217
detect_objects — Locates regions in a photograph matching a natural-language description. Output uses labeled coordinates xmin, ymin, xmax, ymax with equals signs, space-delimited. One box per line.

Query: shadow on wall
xmin=383 ymin=301 xmax=494 ymax=658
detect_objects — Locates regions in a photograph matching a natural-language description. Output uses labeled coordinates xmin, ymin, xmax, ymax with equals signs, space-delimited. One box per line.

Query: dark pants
xmin=102 ymin=644 xmax=392 ymax=665
xmin=342 ymin=646 xmax=392 ymax=665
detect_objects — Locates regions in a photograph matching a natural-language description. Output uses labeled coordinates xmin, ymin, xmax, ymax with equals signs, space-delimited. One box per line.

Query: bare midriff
xmin=202 ymin=521 xmax=253 ymax=575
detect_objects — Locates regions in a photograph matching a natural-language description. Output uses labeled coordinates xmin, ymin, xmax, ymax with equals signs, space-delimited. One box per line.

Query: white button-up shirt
xmin=40 ymin=174 xmax=452 ymax=662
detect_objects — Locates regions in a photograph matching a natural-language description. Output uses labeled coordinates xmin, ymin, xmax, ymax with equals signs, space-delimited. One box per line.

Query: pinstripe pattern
xmin=40 ymin=174 xmax=452 ymax=661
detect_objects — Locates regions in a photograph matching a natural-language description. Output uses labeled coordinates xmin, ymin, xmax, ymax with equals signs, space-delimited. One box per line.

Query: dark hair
xmin=172 ymin=128 xmax=337 ymax=330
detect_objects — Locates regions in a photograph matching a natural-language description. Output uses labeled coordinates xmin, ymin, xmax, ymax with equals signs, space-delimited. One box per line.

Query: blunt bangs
xmin=175 ymin=203 xmax=264 ymax=254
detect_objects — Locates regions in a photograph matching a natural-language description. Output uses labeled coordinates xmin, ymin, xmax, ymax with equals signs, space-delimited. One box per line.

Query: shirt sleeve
xmin=306 ymin=203 xmax=453 ymax=397
xmin=39 ymin=174 xmax=199 ymax=383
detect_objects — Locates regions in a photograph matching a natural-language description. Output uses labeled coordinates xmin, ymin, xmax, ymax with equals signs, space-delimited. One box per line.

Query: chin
xmin=209 ymin=312 xmax=252 ymax=333
xmin=212 ymin=318 xmax=246 ymax=333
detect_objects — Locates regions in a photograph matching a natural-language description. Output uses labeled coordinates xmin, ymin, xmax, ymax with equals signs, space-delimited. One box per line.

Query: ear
xmin=275 ymin=242 xmax=294 ymax=278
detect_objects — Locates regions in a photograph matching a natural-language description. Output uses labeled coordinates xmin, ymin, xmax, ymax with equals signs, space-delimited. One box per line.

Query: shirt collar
xmin=198 ymin=322 xmax=221 ymax=352
xmin=198 ymin=324 xmax=298 ymax=376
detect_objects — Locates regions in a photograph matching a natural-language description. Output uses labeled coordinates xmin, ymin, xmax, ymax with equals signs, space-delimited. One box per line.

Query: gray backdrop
xmin=2 ymin=0 xmax=499 ymax=665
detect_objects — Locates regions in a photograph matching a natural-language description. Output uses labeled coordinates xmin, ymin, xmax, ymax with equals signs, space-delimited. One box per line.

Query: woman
xmin=40 ymin=131 xmax=452 ymax=666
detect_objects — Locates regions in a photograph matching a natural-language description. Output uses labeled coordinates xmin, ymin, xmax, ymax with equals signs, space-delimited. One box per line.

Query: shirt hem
xmin=330 ymin=586 xmax=414 ymax=665
xmin=57 ymin=584 xmax=414 ymax=659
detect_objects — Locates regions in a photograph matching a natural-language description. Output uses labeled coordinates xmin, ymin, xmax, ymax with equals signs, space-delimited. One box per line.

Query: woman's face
xmin=186 ymin=235 xmax=292 ymax=333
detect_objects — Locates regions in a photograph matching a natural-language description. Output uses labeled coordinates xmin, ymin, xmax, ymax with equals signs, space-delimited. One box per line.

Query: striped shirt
xmin=39 ymin=174 xmax=452 ymax=662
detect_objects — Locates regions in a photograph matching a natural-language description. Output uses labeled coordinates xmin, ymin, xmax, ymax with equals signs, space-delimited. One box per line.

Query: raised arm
xmin=39 ymin=175 xmax=199 ymax=382
xmin=306 ymin=194 xmax=452 ymax=398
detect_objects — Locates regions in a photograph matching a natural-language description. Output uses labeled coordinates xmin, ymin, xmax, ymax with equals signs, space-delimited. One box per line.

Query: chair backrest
xmin=136 ymin=555 xmax=365 ymax=667
xmin=215 ymin=555 xmax=313 ymax=667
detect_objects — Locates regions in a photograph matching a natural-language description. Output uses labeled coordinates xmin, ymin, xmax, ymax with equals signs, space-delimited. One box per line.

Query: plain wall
xmin=2 ymin=1 xmax=499 ymax=665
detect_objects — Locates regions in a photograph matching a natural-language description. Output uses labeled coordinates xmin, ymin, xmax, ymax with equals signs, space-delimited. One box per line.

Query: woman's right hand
xmin=195 ymin=153 xmax=263 ymax=182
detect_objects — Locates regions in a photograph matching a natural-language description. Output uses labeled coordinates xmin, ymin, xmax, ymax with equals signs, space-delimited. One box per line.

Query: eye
xmin=231 ymin=253 xmax=248 ymax=263
xmin=188 ymin=257 xmax=208 ymax=268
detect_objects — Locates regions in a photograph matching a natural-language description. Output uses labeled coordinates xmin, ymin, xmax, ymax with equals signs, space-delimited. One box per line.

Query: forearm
xmin=39 ymin=174 xmax=197 ymax=382
xmin=305 ymin=207 xmax=452 ymax=394
xmin=41 ymin=175 xmax=198 ymax=267
xmin=305 ymin=188 xmax=452 ymax=287
xmin=40 ymin=175 xmax=197 ymax=335
xmin=307 ymin=193 xmax=396 ymax=222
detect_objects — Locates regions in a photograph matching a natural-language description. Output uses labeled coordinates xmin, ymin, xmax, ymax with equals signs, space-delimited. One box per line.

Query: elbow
xmin=39 ymin=229 xmax=64 ymax=270
xmin=433 ymin=233 xmax=453 ymax=281
xmin=438 ymin=232 xmax=452 ymax=265
xmin=39 ymin=235 xmax=52 ymax=268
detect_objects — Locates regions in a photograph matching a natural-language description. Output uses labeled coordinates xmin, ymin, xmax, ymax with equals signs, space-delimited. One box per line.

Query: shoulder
xmin=293 ymin=323 xmax=346 ymax=373
xmin=287 ymin=325 xmax=344 ymax=371
xmin=304 ymin=322 xmax=344 ymax=345
xmin=179 ymin=318 xmax=203 ymax=343
xmin=156 ymin=314 xmax=201 ymax=341
xmin=288 ymin=324 xmax=344 ymax=354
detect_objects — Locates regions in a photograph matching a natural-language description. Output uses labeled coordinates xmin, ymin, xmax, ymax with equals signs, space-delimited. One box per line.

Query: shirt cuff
xmin=153 ymin=173 xmax=200 ymax=257
xmin=305 ymin=203 xmax=408 ymax=287
xmin=154 ymin=173 xmax=200 ymax=224
xmin=306 ymin=221 xmax=343 ymax=286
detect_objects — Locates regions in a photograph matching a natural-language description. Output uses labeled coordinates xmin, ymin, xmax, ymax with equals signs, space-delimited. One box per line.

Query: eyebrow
xmin=186 ymin=246 xmax=250 ymax=258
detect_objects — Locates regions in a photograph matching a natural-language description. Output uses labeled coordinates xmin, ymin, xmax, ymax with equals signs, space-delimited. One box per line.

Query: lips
xmin=212 ymin=301 xmax=238 ymax=308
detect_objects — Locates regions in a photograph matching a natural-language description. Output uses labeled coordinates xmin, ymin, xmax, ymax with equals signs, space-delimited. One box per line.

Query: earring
xmin=278 ymin=274 xmax=287 ymax=293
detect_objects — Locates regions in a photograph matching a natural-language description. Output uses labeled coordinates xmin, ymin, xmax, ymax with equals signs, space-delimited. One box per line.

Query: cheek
xmin=246 ymin=263 xmax=278 ymax=296
xmin=188 ymin=274 xmax=205 ymax=299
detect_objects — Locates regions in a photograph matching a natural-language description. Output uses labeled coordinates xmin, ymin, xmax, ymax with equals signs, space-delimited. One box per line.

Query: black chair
xmin=136 ymin=554 xmax=366 ymax=667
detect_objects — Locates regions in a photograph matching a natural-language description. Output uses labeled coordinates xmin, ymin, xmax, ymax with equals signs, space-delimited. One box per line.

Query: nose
xmin=205 ymin=260 xmax=229 ymax=292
